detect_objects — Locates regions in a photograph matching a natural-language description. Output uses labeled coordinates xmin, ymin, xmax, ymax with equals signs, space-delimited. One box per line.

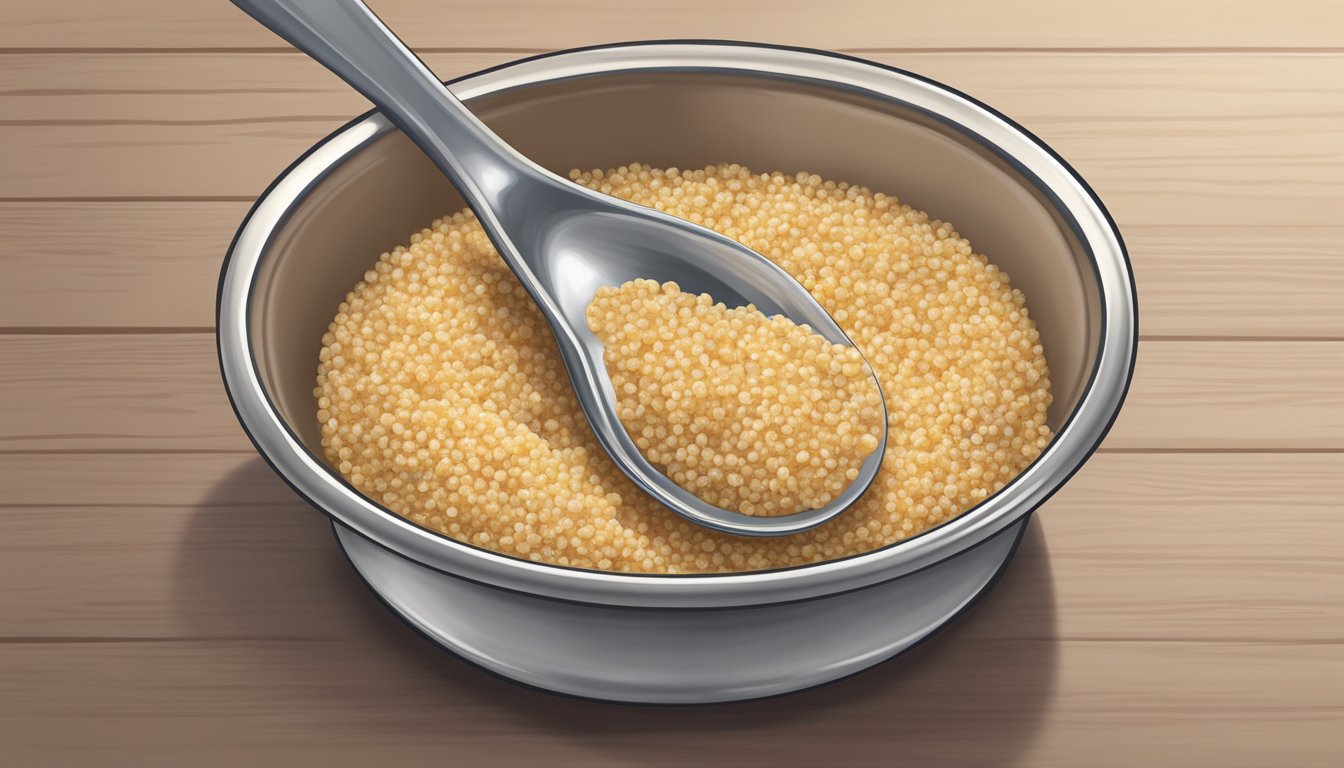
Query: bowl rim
xmin=217 ymin=40 xmax=1138 ymax=608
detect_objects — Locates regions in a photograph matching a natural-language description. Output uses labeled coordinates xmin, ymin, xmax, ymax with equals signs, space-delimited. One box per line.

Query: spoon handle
xmin=229 ymin=0 xmax=537 ymax=216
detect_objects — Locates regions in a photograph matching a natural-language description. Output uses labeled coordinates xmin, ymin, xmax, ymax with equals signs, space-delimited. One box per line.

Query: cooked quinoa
xmin=315 ymin=163 xmax=1052 ymax=573
xmin=587 ymin=278 xmax=883 ymax=516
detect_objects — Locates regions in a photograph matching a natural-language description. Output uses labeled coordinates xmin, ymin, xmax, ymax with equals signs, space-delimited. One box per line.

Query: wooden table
xmin=2 ymin=2 xmax=1341 ymax=765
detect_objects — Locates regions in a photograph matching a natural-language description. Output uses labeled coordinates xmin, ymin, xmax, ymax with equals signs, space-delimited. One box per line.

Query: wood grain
xmin=2 ymin=637 xmax=1339 ymax=768
xmin=1112 ymin=341 xmax=1344 ymax=449
xmin=2 ymin=335 xmax=1340 ymax=452
xmin=1124 ymin=225 xmax=1344 ymax=338
xmin=0 ymin=201 xmax=247 ymax=330
xmin=4 ymin=0 xmax=1343 ymax=51
xmin=2 ymin=52 xmax=1341 ymax=233
xmin=3 ymin=206 xmax=1343 ymax=338
xmin=1 ymin=453 xmax=1339 ymax=641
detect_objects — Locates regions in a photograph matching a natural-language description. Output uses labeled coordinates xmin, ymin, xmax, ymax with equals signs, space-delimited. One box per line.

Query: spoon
xmin=231 ymin=0 xmax=888 ymax=536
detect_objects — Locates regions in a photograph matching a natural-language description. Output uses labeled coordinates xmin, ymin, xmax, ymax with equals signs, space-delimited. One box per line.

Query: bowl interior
xmin=250 ymin=70 xmax=1100 ymax=473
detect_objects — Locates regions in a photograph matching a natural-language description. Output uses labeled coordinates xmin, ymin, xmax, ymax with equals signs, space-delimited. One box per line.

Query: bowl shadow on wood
xmin=177 ymin=459 xmax=1058 ymax=766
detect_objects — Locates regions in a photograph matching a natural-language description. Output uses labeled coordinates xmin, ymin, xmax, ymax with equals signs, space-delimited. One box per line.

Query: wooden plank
xmin=4 ymin=0 xmax=1343 ymax=51
xmin=0 ymin=201 xmax=247 ymax=330
xmin=0 ymin=335 xmax=233 ymax=452
xmin=1 ymin=53 xmax=1340 ymax=231
xmin=3 ymin=204 xmax=1342 ymax=338
xmin=1112 ymin=341 xmax=1344 ymax=450
xmin=1125 ymin=225 xmax=1344 ymax=338
xmin=1 ymin=335 xmax=1339 ymax=452
xmin=1 ymin=453 xmax=1340 ymax=642
xmin=0 ymin=638 xmax=1337 ymax=767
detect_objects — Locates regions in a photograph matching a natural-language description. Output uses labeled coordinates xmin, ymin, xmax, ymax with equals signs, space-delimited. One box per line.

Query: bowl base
xmin=333 ymin=516 xmax=1029 ymax=704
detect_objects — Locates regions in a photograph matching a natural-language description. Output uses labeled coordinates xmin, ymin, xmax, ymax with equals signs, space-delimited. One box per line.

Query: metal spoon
xmin=231 ymin=0 xmax=888 ymax=536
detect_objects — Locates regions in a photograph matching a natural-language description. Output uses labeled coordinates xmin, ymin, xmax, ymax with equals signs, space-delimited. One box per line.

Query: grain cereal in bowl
xmin=314 ymin=162 xmax=1053 ymax=574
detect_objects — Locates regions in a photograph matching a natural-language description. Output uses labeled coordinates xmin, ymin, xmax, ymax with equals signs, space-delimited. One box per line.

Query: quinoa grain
xmin=316 ymin=163 xmax=1052 ymax=573
xmin=587 ymin=278 xmax=883 ymax=516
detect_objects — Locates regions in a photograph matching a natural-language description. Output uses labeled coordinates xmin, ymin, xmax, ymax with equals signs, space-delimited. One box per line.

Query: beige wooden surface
xmin=1 ymin=1 xmax=1341 ymax=765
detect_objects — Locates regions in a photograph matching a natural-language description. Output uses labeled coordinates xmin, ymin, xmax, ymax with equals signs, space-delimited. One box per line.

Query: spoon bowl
xmin=535 ymin=196 xmax=890 ymax=535
xmin=232 ymin=0 xmax=888 ymax=535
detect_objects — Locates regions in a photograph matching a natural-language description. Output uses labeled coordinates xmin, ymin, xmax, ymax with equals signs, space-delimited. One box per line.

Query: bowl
xmin=217 ymin=42 xmax=1137 ymax=703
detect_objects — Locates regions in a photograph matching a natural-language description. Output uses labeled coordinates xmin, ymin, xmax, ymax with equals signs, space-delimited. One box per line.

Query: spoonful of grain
xmin=231 ymin=0 xmax=887 ymax=536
